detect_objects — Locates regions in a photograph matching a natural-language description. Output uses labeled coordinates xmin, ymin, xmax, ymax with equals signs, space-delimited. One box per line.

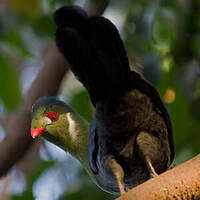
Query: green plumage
xmin=31 ymin=97 xmax=90 ymax=172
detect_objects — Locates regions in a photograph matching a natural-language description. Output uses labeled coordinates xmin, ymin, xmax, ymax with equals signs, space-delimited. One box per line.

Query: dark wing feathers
xmin=54 ymin=7 xmax=132 ymax=105
xmin=87 ymin=17 xmax=131 ymax=86
xmin=55 ymin=27 xmax=108 ymax=105
xmin=88 ymin=119 xmax=99 ymax=174
xmin=54 ymin=6 xmax=174 ymax=172
xmin=131 ymin=72 xmax=174 ymax=163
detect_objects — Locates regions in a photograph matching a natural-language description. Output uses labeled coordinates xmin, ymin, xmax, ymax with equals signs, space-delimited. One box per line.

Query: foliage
xmin=0 ymin=0 xmax=199 ymax=199
xmin=0 ymin=55 xmax=21 ymax=110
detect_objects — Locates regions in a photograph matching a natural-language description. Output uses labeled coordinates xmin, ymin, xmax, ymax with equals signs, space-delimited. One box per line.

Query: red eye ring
xmin=46 ymin=112 xmax=59 ymax=122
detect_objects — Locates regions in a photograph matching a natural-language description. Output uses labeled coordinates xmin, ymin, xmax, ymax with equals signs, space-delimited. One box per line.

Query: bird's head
xmin=31 ymin=97 xmax=89 ymax=155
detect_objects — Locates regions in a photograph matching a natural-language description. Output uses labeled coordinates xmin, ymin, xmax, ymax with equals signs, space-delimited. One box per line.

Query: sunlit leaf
xmin=157 ymin=65 xmax=175 ymax=97
xmin=152 ymin=14 xmax=176 ymax=55
xmin=48 ymin=0 xmax=56 ymax=12
xmin=163 ymin=87 xmax=176 ymax=104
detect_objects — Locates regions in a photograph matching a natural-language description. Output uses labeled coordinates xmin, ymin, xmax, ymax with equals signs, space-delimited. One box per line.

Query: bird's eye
xmin=46 ymin=112 xmax=59 ymax=122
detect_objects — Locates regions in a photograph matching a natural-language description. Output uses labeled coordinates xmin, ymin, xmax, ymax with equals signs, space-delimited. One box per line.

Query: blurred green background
xmin=0 ymin=0 xmax=199 ymax=199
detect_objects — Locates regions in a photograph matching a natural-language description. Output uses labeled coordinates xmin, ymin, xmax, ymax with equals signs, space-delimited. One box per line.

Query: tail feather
xmin=56 ymin=27 xmax=111 ymax=105
xmin=53 ymin=6 xmax=88 ymax=30
xmin=87 ymin=17 xmax=131 ymax=85
xmin=54 ymin=6 xmax=131 ymax=105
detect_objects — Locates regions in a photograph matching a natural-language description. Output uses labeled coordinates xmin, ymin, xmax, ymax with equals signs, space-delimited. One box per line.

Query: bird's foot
xmin=146 ymin=157 xmax=158 ymax=178
xmin=119 ymin=183 xmax=126 ymax=195
xmin=149 ymin=172 xmax=158 ymax=178
xmin=107 ymin=157 xmax=126 ymax=195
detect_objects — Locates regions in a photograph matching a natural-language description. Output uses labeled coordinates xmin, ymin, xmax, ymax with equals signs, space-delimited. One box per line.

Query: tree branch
xmin=116 ymin=154 xmax=200 ymax=200
xmin=0 ymin=43 xmax=68 ymax=177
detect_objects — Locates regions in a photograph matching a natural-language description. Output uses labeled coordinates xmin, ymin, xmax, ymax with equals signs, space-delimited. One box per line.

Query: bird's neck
xmin=44 ymin=112 xmax=91 ymax=172
xmin=66 ymin=112 xmax=91 ymax=171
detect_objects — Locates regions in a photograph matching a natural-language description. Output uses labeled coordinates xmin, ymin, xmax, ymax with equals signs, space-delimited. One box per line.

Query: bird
xmin=31 ymin=5 xmax=174 ymax=196
xmin=31 ymin=97 xmax=92 ymax=178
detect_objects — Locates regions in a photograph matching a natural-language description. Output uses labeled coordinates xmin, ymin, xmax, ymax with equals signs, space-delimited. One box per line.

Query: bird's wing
xmin=54 ymin=7 xmax=113 ymax=105
xmin=131 ymin=71 xmax=174 ymax=163
xmin=87 ymin=16 xmax=131 ymax=87
xmin=54 ymin=6 xmax=132 ymax=106
xmin=88 ymin=119 xmax=99 ymax=174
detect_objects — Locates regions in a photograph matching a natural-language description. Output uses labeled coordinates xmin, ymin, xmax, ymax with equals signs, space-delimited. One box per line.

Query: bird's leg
xmin=145 ymin=157 xmax=158 ymax=177
xmin=136 ymin=131 xmax=169 ymax=178
xmin=107 ymin=157 xmax=126 ymax=195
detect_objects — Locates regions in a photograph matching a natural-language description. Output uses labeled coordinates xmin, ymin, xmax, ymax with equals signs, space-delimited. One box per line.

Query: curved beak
xmin=31 ymin=127 xmax=45 ymax=138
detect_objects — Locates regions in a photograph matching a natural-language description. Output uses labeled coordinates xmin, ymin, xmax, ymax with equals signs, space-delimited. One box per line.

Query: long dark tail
xmin=54 ymin=6 xmax=131 ymax=105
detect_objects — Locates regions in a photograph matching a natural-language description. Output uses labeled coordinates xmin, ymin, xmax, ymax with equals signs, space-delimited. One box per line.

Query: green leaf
xmin=194 ymin=78 xmax=200 ymax=98
xmin=32 ymin=15 xmax=55 ymax=37
xmin=0 ymin=55 xmax=21 ymax=110
xmin=169 ymin=85 xmax=190 ymax=151
xmin=157 ymin=66 xmax=190 ymax=152
xmin=48 ymin=0 xmax=56 ymax=12
xmin=157 ymin=64 xmax=175 ymax=97
xmin=69 ymin=90 xmax=93 ymax=122
xmin=1 ymin=30 xmax=30 ymax=57
xmin=152 ymin=14 xmax=176 ymax=55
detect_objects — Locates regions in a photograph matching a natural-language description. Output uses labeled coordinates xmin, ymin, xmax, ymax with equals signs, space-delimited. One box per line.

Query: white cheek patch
xmin=42 ymin=117 xmax=52 ymax=125
xmin=66 ymin=113 xmax=78 ymax=141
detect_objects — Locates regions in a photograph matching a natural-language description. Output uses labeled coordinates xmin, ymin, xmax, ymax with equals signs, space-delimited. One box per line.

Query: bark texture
xmin=116 ymin=154 xmax=200 ymax=200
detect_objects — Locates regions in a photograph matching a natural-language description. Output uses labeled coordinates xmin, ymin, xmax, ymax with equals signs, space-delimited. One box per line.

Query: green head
xmin=31 ymin=97 xmax=89 ymax=161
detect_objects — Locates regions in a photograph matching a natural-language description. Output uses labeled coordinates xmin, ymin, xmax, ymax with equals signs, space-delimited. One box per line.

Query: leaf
xmin=7 ymin=0 xmax=42 ymax=19
xmin=69 ymin=90 xmax=93 ymax=122
xmin=48 ymin=0 xmax=56 ymax=12
xmin=157 ymin=64 xmax=175 ymax=97
xmin=194 ymin=78 xmax=200 ymax=98
xmin=169 ymin=85 xmax=190 ymax=151
xmin=32 ymin=15 xmax=55 ymax=37
xmin=157 ymin=66 xmax=190 ymax=151
xmin=1 ymin=30 xmax=31 ymax=57
xmin=0 ymin=55 xmax=21 ymax=110
xmin=152 ymin=14 xmax=177 ymax=55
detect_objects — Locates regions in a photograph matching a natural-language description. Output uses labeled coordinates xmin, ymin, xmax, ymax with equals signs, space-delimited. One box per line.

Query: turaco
xmin=31 ymin=6 xmax=174 ymax=195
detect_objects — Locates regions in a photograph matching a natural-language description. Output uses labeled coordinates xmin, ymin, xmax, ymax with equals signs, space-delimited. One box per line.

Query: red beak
xmin=31 ymin=127 xmax=45 ymax=138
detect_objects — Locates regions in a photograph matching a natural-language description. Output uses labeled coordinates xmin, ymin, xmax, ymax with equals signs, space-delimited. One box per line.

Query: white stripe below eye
xmin=66 ymin=113 xmax=78 ymax=141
